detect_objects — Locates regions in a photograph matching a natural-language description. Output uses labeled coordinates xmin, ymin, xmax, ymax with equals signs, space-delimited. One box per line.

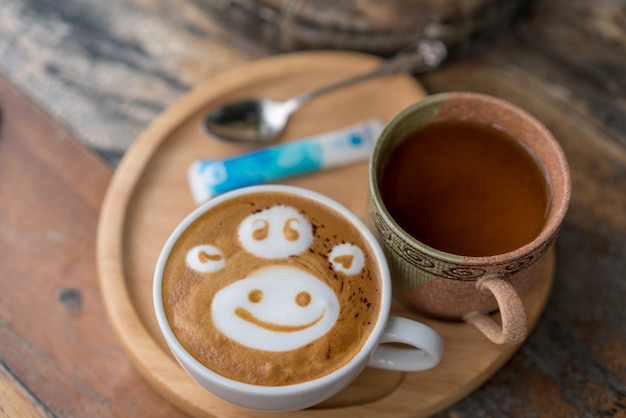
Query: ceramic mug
xmin=153 ymin=185 xmax=443 ymax=411
xmin=368 ymin=92 xmax=571 ymax=345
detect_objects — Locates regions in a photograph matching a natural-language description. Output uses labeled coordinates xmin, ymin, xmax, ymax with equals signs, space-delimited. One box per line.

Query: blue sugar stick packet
xmin=188 ymin=118 xmax=383 ymax=204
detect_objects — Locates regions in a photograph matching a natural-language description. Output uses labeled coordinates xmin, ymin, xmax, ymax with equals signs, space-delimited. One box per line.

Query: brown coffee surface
xmin=162 ymin=192 xmax=381 ymax=386
xmin=381 ymin=120 xmax=549 ymax=257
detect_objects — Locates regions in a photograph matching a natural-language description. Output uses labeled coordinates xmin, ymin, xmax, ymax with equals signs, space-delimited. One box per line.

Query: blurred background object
xmin=200 ymin=0 xmax=530 ymax=57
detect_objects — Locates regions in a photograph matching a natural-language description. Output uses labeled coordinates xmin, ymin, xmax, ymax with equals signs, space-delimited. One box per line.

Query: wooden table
xmin=1 ymin=0 xmax=624 ymax=416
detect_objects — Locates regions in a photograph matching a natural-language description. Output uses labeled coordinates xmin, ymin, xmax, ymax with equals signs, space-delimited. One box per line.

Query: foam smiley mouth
xmin=185 ymin=204 xmax=366 ymax=352
xmin=234 ymin=306 xmax=325 ymax=333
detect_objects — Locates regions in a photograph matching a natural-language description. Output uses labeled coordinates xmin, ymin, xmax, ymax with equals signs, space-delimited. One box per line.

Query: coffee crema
xmin=162 ymin=192 xmax=381 ymax=386
xmin=381 ymin=119 xmax=549 ymax=257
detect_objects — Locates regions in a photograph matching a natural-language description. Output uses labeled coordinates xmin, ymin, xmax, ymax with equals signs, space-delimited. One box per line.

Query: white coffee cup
xmin=153 ymin=185 xmax=443 ymax=412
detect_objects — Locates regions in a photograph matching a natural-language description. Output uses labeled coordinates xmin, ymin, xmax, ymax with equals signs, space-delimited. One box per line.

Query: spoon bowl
xmin=205 ymin=98 xmax=299 ymax=144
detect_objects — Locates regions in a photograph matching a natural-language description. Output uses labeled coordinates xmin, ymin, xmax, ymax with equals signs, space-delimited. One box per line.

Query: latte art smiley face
xmin=186 ymin=204 xmax=364 ymax=352
xmin=162 ymin=192 xmax=381 ymax=386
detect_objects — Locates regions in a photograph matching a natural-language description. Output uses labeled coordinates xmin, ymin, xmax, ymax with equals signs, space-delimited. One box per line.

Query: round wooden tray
xmin=96 ymin=51 xmax=555 ymax=417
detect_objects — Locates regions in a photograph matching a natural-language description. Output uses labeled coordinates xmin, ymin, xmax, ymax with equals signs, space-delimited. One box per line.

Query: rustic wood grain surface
xmin=0 ymin=0 xmax=624 ymax=417
xmin=0 ymin=76 xmax=185 ymax=417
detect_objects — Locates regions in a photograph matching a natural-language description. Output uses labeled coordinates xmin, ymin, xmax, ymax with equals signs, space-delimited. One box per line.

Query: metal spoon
xmin=204 ymin=39 xmax=447 ymax=144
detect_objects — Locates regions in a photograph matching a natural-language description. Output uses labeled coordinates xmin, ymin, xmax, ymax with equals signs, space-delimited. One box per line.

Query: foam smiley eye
xmin=211 ymin=266 xmax=339 ymax=352
xmin=186 ymin=244 xmax=225 ymax=273
xmin=238 ymin=205 xmax=313 ymax=259
xmin=329 ymin=243 xmax=365 ymax=275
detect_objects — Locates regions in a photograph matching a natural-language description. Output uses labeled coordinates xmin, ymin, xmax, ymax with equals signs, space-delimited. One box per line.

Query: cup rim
xmin=153 ymin=184 xmax=392 ymax=396
xmin=369 ymin=91 xmax=572 ymax=266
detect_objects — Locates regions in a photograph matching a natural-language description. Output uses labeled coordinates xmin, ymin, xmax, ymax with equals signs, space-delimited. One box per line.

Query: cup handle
xmin=463 ymin=276 xmax=528 ymax=345
xmin=368 ymin=316 xmax=443 ymax=372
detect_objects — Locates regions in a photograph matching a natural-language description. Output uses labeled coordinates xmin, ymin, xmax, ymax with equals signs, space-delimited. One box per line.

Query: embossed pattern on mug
xmin=162 ymin=192 xmax=381 ymax=386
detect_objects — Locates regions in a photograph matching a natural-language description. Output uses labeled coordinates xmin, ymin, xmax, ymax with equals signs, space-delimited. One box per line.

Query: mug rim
xmin=369 ymin=91 xmax=572 ymax=266
xmin=153 ymin=184 xmax=392 ymax=400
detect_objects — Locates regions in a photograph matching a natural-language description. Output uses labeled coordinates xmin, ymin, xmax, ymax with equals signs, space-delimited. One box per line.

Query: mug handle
xmin=368 ymin=316 xmax=443 ymax=371
xmin=463 ymin=276 xmax=528 ymax=345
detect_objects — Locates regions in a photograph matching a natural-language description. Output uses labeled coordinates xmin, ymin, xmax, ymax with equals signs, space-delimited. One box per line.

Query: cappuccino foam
xmin=162 ymin=192 xmax=381 ymax=386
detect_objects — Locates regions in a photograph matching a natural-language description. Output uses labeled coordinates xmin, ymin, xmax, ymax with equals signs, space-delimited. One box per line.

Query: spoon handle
xmin=288 ymin=39 xmax=447 ymax=109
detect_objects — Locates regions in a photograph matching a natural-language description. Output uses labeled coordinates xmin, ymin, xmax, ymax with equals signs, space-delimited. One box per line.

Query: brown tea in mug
xmin=381 ymin=119 xmax=549 ymax=257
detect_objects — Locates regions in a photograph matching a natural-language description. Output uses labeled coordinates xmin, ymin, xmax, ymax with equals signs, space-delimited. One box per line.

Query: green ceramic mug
xmin=368 ymin=92 xmax=571 ymax=345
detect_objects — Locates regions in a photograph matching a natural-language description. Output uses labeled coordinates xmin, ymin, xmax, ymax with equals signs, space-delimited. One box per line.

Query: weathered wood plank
xmin=0 ymin=0 xmax=268 ymax=164
xmin=0 ymin=76 xmax=186 ymax=417
xmin=0 ymin=362 xmax=54 ymax=418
